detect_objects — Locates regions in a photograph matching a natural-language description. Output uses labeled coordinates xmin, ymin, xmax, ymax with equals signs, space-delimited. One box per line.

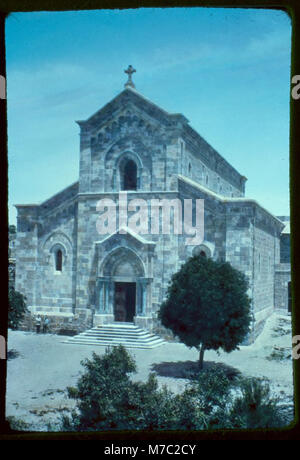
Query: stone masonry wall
xmin=274 ymin=264 xmax=291 ymax=311
xmin=252 ymin=225 xmax=277 ymax=314
xmin=224 ymin=204 xmax=254 ymax=299
xmin=75 ymin=191 xmax=181 ymax=321
xmin=177 ymin=177 xmax=227 ymax=263
xmin=15 ymin=206 xmax=39 ymax=306
xmin=183 ymin=144 xmax=243 ymax=197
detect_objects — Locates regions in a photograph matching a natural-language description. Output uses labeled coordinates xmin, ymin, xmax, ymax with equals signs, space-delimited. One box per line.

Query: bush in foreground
xmin=61 ymin=346 xmax=288 ymax=432
xmin=8 ymin=287 xmax=27 ymax=330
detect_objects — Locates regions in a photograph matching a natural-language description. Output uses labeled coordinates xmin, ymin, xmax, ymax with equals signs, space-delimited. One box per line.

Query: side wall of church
xmin=224 ymin=202 xmax=282 ymax=339
xmin=177 ymin=178 xmax=227 ymax=263
xmin=224 ymin=204 xmax=254 ymax=308
xmin=182 ymin=142 xmax=244 ymax=198
xmin=15 ymin=185 xmax=78 ymax=318
xmin=252 ymin=226 xmax=276 ymax=314
xmin=35 ymin=202 xmax=77 ymax=311
xmin=274 ymin=264 xmax=291 ymax=311
xmin=15 ymin=206 xmax=39 ymax=307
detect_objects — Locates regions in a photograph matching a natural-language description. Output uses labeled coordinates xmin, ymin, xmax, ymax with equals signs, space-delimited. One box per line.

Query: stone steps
xmin=63 ymin=323 xmax=166 ymax=349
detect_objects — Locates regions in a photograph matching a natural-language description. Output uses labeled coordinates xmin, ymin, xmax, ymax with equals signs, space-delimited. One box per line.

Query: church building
xmin=14 ymin=66 xmax=288 ymax=342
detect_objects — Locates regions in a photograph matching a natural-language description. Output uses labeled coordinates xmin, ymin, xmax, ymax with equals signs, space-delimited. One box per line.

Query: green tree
xmin=8 ymin=287 xmax=27 ymax=330
xmin=159 ymin=255 xmax=252 ymax=369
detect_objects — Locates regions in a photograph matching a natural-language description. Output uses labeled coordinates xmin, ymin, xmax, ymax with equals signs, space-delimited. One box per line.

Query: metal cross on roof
xmin=124 ymin=65 xmax=136 ymax=89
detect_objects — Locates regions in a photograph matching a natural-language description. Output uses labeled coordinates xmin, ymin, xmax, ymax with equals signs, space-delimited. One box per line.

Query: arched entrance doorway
xmin=98 ymin=248 xmax=147 ymax=323
xmin=114 ymin=282 xmax=136 ymax=322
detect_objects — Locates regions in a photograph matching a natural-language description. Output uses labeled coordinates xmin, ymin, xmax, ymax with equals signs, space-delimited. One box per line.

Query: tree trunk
xmin=199 ymin=344 xmax=205 ymax=370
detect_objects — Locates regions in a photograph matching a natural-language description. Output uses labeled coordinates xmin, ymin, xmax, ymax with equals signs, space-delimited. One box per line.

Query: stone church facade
xmin=14 ymin=69 xmax=288 ymax=341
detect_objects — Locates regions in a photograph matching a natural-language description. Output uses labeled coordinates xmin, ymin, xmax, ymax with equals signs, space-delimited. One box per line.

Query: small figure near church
xmin=43 ymin=316 xmax=49 ymax=333
xmin=35 ymin=315 xmax=42 ymax=333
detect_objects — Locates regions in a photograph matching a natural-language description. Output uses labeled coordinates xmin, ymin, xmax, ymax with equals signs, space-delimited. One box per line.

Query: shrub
xmin=61 ymin=346 xmax=287 ymax=432
xmin=229 ymin=377 xmax=286 ymax=429
xmin=8 ymin=287 xmax=27 ymax=330
xmin=6 ymin=416 xmax=30 ymax=431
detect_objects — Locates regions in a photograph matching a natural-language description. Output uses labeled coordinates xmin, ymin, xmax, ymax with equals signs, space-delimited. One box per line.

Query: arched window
xmin=122 ymin=159 xmax=137 ymax=191
xmin=55 ymin=249 xmax=63 ymax=271
xmin=193 ymin=245 xmax=212 ymax=258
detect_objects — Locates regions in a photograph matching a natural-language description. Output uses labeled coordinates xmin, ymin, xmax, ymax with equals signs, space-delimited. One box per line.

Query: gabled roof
xmin=76 ymin=86 xmax=189 ymax=130
xmin=177 ymin=174 xmax=285 ymax=231
xmin=76 ymin=86 xmax=245 ymax=189
xmin=281 ymin=221 xmax=290 ymax=234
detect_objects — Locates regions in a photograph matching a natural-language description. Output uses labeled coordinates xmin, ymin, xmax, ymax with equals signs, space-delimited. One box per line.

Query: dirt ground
xmin=5 ymin=312 xmax=295 ymax=432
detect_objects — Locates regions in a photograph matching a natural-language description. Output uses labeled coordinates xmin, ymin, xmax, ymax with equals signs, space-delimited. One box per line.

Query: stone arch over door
xmin=97 ymin=247 xmax=148 ymax=322
xmin=102 ymin=247 xmax=145 ymax=280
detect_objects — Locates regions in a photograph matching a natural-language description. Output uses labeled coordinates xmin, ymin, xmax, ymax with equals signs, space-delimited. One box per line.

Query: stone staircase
xmin=63 ymin=322 xmax=166 ymax=349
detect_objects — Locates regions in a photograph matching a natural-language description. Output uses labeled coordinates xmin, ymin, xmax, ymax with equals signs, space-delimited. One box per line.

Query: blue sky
xmin=6 ymin=8 xmax=291 ymax=224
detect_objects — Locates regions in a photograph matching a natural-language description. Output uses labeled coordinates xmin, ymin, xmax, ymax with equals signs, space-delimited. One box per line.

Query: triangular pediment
xmin=95 ymin=226 xmax=156 ymax=248
xmin=76 ymin=87 xmax=189 ymax=133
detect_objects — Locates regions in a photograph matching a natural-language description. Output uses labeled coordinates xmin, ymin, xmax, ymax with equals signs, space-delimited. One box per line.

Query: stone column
xmin=97 ymin=279 xmax=104 ymax=313
xmin=136 ymin=278 xmax=148 ymax=316
xmin=135 ymin=278 xmax=153 ymax=330
xmin=97 ymin=277 xmax=113 ymax=314
xmin=137 ymin=279 xmax=142 ymax=316
xmin=94 ymin=277 xmax=115 ymax=326
xmin=108 ymin=279 xmax=115 ymax=314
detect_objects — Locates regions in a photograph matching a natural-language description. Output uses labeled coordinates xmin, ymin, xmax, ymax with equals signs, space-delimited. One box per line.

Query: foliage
xmin=229 ymin=377 xmax=285 ymax=429
xmin=62 ymin=346 xmax=183 ymax=431
xmin=6 ymin=416 xmax=30 ymax=431
xmin=61 ymin=346 xmax=287 ymax=432
xmin=7 ymin=349 xmax=20 ymax=360
xmin=266 ymin=347 xmax=291 ymax=362
xmin=8 ymin=287 xmax=27 ymax=330
xmin=158 ymin=255 xmax=252 ymax=367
